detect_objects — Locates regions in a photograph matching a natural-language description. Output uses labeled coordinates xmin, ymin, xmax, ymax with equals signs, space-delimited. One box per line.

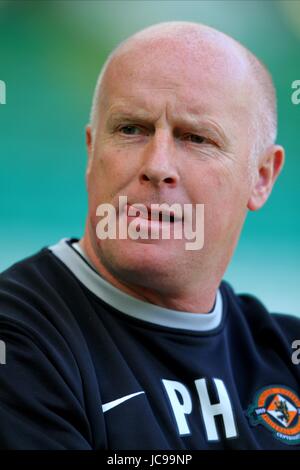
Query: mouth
xmin=126 ymin=203 xmax=183 ymax=223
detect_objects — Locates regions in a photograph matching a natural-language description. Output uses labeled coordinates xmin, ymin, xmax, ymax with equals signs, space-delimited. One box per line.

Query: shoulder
xmin=0 ymin=243 xmax=85 ymax=352
xmin=0 ymin=243 xmax=93 ymax=393
xmin=0 ymin=249 xmax=93 ymax=449
xmin=0 ymin=243 xmax=69 ymax=293
xmin=0 ymin=240 xmax=81 ymax=314
xmin=220 ymin=280 xmax=300 ymax=341
xmin=0 ymin=247 xmax=54 ymax=316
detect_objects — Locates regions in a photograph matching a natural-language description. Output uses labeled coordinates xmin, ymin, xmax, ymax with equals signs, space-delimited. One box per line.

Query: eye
xmin=119 ymin=125 xmax=142 ymax=135
xmin=184 ymin=134 xmax=207 ymax=144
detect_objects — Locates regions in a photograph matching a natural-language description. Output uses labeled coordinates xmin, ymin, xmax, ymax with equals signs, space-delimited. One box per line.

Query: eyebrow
xmin=106 ymin=108 xmax=229 ymax=145
xmin=106 ymin=110 xmax=155 ymax=128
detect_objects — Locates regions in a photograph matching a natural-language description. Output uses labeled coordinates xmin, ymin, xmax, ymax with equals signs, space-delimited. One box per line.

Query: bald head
xmin=89 ymin=21 xmax=277 ymax=163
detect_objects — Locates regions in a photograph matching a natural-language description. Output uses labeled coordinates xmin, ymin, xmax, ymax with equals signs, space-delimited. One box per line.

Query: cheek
xmin=93 ymin=142 xmax=141 ymax=185
xmin=186 ymin=164 xmax=249 ymax=235
xmin=87 ymin=147 xmax=127 ymax=202
xmin=204 ymin=161 xmax=250 ymax=203
xmin=87 ymin=145 xmax=145 ymax=227
xmin=185 ymin=165 xmax=228 ymax=206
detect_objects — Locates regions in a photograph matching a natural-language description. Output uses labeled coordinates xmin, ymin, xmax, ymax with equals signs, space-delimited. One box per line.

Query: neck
xmin=79 ymin=233 xmax=220 ymax=314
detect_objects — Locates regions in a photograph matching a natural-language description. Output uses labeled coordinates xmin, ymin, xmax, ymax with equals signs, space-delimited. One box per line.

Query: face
xmin=84 ymin=37 xmax=257 ymax=293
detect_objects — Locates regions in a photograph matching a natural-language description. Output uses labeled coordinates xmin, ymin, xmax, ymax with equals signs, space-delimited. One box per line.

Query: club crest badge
xmin=247 ymin=385 xmax=300 ymax=445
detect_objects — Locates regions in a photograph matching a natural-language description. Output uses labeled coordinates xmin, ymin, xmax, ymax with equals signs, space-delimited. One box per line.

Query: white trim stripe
xmin=48 ymin=239 xmax=223 ymax=332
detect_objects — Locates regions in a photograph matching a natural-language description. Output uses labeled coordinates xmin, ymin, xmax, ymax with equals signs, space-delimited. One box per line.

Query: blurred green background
xmin=0 ymin=0 xmax=299 ymax=315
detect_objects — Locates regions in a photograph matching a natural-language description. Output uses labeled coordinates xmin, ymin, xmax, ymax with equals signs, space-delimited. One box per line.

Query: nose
xmin=139 ymin=129 xmax=179 ymax=188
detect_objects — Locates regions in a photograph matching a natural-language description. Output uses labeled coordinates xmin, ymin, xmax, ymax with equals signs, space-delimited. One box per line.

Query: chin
xmin=99 ymin=238 xmax=180 ymax=282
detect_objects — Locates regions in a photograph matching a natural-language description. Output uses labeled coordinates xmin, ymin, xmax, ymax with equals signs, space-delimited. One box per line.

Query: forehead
xmin=100 ymin=37 xmax=252 ymax=129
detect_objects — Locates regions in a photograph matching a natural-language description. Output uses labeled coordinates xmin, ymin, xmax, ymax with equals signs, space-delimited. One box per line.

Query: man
xmin=0 ymin=21 xmax=299 ymax=450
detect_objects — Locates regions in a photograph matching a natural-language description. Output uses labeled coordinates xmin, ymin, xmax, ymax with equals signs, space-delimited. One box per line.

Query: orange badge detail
xmin=247 ymin=386 xmax=300 ymax=445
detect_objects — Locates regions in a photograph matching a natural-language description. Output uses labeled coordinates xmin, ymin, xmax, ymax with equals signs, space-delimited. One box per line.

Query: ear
xmin=247 ymin=145 xmax=285 ymax=211
xmin=85 ymin=125 xmax=94 ymax=179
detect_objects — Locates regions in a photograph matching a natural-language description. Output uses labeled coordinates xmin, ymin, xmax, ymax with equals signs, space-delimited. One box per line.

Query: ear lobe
xmin=247 ymin=145 xmax=285 ymax=211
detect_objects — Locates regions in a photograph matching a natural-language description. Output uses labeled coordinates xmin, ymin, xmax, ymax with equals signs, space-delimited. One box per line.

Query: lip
xmin=125 ymin=203 xmax=183 ymax=222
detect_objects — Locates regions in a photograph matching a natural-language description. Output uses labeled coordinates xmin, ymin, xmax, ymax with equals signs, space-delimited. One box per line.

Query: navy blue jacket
xmin=0 ymin=238 xmax=299 ymax=450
